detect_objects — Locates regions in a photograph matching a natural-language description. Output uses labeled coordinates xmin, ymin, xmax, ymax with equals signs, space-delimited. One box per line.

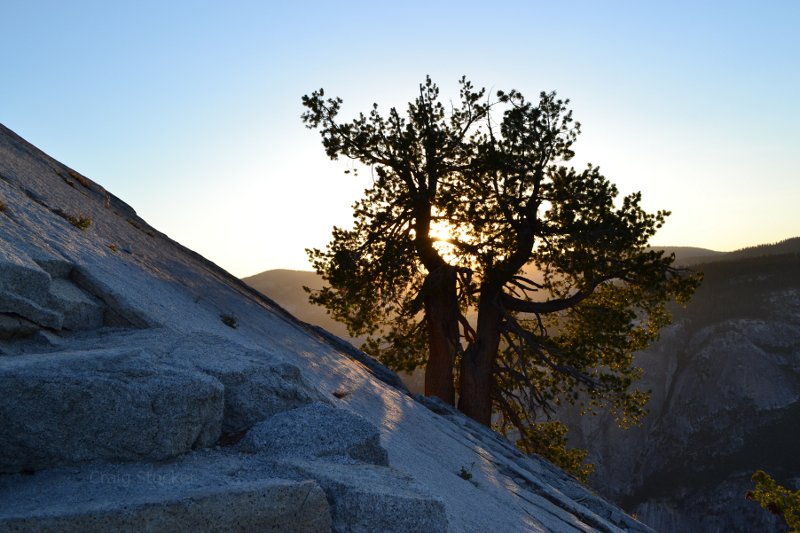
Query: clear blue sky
xmin=2 ymin=1 xmax=798 ymax=277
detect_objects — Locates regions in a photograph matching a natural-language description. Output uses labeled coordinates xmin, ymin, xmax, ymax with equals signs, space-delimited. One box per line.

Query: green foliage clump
xmin=510 ymin=420 xmax=594 ymax=482
xmin=748 ymin=470 xmax=800 ymax=532
xmin=67 ymin=214 xmax=92 ymax=231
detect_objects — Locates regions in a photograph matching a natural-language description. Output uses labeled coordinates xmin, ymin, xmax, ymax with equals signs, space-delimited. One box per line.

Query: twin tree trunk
xmin=423 ymin=266 xmax=499 ymax=427
xmin=423 ymin=266 xmax=460 ymax=405
xmin=458 ymin=292 xmax=501 ymax=426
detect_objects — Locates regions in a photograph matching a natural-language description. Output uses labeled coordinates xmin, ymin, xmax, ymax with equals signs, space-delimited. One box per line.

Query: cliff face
xmin=560 ymin=251 xmax=800 ymax=532
xmin=0 ymin=123 xmax=649 ymax=532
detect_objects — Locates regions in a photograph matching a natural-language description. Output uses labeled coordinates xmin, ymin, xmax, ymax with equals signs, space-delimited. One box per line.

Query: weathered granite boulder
xmin=0 ymin=459 xmax=332 ymax=533
xmin=183 ymin=350 xmax=327 ymax=433
xmin=0 ymin=244 xmax=120 ymax=339
xmin=240 ymin=402 xmax=388 ymax=466
xmin=0 ymin=314 xmax=39 ymax=339
xmin=0 ymin=348 xmax=224 ymax=472
xmin=290 ymin=460 xmax=448 ymax=533
xmin=239 ymin=403 xmax=446 ymax=531
xmin=0 ymin=245 xmax=63 ymax=330
xmin=47 ymin=277 xmax=105 ymax=331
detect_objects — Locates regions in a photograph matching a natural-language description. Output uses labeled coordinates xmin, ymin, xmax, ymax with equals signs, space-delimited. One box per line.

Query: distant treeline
xmin=724 ymin=237 xmax=800 ymax=261
xmin=677 ymin=251 xmax=800 ymax=334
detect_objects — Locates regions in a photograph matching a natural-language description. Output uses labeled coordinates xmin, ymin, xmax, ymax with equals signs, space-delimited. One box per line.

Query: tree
xmin=302 ymin=77 xmax=699 ymax=476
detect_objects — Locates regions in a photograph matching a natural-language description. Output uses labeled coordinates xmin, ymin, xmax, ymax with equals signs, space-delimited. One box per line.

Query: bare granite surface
xmin=0 ymin=123 xmax=653 ymax=532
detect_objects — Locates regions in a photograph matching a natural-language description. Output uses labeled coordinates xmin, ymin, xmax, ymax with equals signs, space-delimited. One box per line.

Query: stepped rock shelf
xmin=0 ymin=123 xmax=651 ymax=532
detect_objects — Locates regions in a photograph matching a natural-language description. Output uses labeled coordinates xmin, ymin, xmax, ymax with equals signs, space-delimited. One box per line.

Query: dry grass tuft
xmin=67 ymin=214 xmax=92 ymax=231
xmin=67 ymin=169 xmax=92 ymax=188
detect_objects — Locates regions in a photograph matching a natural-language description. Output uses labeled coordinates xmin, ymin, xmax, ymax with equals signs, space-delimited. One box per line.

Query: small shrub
xmin=68 ymin=169 xmax=91 ymax=188
xmin=108 ymin=243 xmax=119 ymax=253
xmin=0 ymin=199 xmax=6 ymax=212
xmin=220 ymin=314 xmax=238 ymax=329
xmin=68 ymin=214 xmax=92 ymax=231
xmin=514 ymin=420 xmax=594 ymax=482
xmin=458 ymin=464 xmax=474 ymax=481
xmin=58 ymin=169 xmax=91 ymax=189
xmin=748 ymin=470 xmax=800 ymax=531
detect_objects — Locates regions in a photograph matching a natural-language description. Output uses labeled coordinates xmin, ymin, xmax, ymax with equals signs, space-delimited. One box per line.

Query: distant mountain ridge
xmin=242 ymin=269 xmax=345 ymax=338
xmin=244 ymin=238 xmax=800 ymax=329
xmin=723 ymin=236 xmax=800 ymax=260
xmin=656 ymin=237 xmax=800 ymax=265
xmin=653 ymin=246 xmax=725 ymax=264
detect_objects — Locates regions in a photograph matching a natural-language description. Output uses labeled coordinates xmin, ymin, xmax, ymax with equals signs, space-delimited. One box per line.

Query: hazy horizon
xmin=4 ymin=1 xmax=798 ymax=277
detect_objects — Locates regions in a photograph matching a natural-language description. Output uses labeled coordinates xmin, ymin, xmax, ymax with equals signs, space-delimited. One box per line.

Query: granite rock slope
xmin=0 ymin=123 xmax=650 ymax=532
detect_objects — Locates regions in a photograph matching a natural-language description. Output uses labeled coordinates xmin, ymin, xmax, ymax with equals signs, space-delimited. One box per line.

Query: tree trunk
xmin=423 ymin=266 xmax=460 ymax=405
xmin=458 ymin=290 xmax=501 ymax=425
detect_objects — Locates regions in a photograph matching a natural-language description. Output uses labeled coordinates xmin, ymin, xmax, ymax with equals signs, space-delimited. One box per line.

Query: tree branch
xmin=502 ymin=311 xmax=602 ymax=390
xmin=500 ymin=286 xmax=594 ymax=314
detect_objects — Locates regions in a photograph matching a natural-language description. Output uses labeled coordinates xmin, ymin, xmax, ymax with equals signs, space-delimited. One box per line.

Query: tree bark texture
xmin=423 ymin=266 xmax=460 ymax=405
xmin=458 ymin=291 xmax=501 ymax=425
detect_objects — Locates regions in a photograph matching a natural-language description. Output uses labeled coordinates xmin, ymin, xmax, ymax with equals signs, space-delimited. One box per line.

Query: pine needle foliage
xmin=302 ymin=77 xmax=700 ymax=478
xmin=748 ymin=470 xmax=800 ymax=532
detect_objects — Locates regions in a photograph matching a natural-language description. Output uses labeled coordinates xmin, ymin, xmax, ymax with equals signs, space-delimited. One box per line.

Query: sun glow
xmin=430 ymin=217 xmax=468 ymax=264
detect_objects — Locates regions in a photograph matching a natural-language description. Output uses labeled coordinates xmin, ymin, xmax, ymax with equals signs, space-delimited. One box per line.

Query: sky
xmin=2 ymin=1 xmax=798 ymax=277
